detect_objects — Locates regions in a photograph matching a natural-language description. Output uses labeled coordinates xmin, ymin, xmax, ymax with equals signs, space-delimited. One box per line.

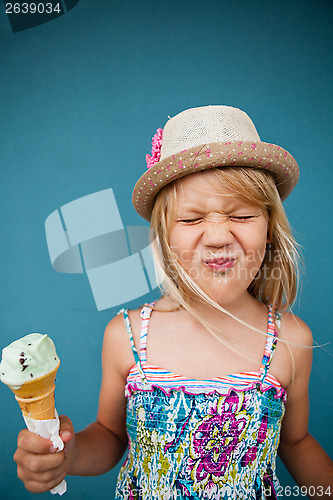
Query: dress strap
xmin=139 ymin=301 xmax=156 ymax=362
xmin=117 ymin=307 xmax=149 ymax=385
xmin=259 ymin=305 xmax=280 ymax=382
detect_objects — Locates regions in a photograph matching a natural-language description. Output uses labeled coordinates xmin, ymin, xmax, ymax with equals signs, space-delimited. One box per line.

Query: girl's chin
xmin=192 ymin=277 xmax=248 ymax=306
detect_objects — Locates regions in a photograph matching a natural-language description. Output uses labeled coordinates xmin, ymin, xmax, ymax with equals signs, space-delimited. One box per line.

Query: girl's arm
xmin=278 ymin=315 xmax=333 ymax=498
xmin=14 ymin=313 xmax=132 ymax=492
xmin=68 ymin=312 xmax=131 ymax=475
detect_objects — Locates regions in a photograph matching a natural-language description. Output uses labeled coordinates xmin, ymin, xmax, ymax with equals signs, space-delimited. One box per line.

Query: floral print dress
xmin=115 ymin=303 xmax=286 ymax=500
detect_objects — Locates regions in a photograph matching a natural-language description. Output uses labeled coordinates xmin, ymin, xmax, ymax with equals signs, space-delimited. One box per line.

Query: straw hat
xmin=132 ymin=105 xmax=299 ymax=221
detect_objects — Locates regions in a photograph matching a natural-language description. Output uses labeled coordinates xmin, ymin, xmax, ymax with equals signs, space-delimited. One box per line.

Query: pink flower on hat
xmin=146 ymin=128 xmax=163 ymax=169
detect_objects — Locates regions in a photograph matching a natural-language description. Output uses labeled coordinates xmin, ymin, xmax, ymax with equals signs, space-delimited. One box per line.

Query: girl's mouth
xmin=203 ymin=258 xmax=236 ymax=273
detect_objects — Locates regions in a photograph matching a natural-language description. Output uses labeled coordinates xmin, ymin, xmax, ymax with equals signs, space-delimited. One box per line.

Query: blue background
xmin=0 ymin=1 xmax=332 ymax=498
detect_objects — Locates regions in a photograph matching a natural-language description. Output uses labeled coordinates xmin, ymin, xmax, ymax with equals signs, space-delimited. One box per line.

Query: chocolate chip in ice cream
xmin=0 ymin=333 xmax=60 ymax=386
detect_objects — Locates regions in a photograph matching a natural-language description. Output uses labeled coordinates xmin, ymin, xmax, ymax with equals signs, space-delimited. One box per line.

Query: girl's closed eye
xmin=176 ymin=214 xmax=261 ymax=224
xmin=229 ymin=214 xmax=261 ymax=222
xmin=176 ymin=217 xmax=203 ymax=224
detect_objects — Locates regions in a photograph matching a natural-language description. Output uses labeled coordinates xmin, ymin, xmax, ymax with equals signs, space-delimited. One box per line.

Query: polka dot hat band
xmin=132 ymin=105 xmax=299 ymax=221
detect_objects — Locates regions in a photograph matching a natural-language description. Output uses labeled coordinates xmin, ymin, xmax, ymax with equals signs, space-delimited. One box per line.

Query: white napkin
xmin=23 ymin=410 xmax=67 ymax=495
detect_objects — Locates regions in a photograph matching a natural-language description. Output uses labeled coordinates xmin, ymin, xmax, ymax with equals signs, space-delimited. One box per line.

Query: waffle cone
xmin=8 ymin=361 xmax=60 ymax=420
xmin=15 ymin=385 xmax=56 ymax=420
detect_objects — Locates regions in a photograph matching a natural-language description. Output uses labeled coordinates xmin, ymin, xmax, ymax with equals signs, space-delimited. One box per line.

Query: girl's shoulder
xmin=278 ymin=311 xmax=313 ymax=382
xmin=102 ymin=306 xmax=144 ymax=379
xmin=105 ymin=301 xmax=177 ymax=377
xmin=269 ymin=311 xmax=313 ymax=391
xmin=279 ymin=311 xmax=313 ymax=347
xmin=104 ymin=297 xmax=173 ymax=346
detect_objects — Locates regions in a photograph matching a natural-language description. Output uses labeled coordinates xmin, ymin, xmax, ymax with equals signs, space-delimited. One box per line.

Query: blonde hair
xmin=150 ymin=167 xmax=302 ymax=370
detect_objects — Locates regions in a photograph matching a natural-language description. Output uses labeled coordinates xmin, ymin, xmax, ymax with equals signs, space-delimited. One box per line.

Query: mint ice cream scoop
xmin=0 ymin=333 xmax=60 ymax=388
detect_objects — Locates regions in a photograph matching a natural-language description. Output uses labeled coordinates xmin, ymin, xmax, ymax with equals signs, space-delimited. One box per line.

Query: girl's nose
xmin=202 ymin=215 xmax=235 ymax=247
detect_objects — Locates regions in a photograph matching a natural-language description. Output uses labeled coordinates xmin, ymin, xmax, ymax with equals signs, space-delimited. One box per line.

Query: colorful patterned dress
xmin=115 ymin=303 xmax=286 ymax=499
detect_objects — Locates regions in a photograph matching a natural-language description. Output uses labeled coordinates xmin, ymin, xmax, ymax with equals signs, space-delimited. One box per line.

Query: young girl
xmin=14 ymin=106 xmax=332 ymax=499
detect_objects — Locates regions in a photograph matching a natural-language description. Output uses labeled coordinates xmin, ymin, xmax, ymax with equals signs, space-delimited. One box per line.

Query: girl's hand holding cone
xmin=14 ymin=415 xmax=75 ymax=494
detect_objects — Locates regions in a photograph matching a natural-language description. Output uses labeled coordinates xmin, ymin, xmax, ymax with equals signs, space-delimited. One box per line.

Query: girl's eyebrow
xmin=177 ymin=205 xmax=204 ymax=213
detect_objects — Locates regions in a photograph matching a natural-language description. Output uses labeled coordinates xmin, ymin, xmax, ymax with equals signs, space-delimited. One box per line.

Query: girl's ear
xmin=266 ymin=227 xmax=272 ymax=245
xmin=266 ymin=219 xmax=273 ymax=244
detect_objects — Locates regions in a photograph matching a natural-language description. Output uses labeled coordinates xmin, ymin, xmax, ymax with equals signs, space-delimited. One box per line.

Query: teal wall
xmin=0 ymin=1 xmax=332 ymax=498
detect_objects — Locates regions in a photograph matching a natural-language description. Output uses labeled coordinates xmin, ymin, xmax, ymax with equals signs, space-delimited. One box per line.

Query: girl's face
xmin=169 ymin=171 xmax=269 ymax=307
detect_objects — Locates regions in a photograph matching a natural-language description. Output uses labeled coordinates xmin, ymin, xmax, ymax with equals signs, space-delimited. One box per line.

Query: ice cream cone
xmin=15 ymin=385 xmax=56 ymax=420
xmin=8 ymin=361 xmax=60 ymax=420
xmin=1 ymin=334 xmax=67 ymax=494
